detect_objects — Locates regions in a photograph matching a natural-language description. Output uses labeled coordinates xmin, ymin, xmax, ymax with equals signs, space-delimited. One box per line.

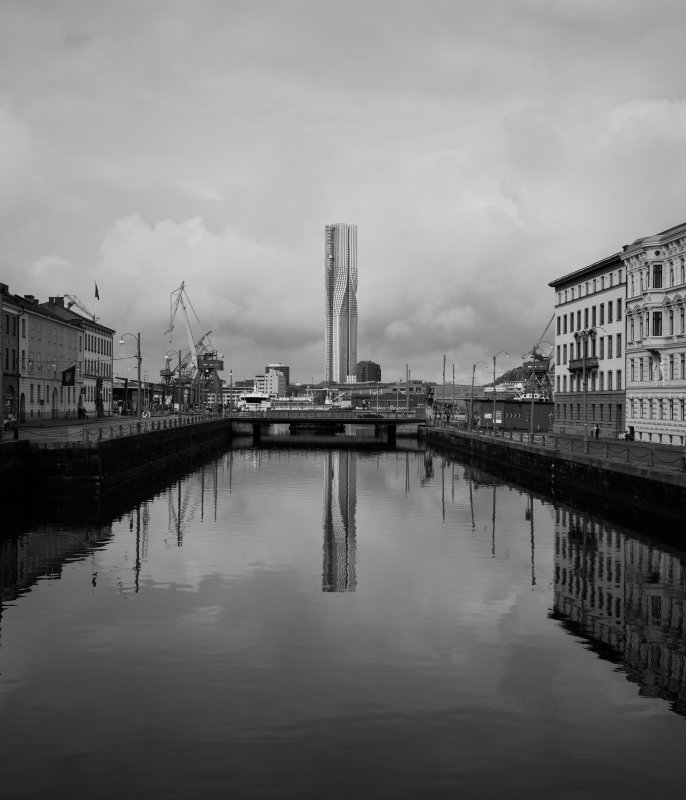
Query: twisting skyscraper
xmin=324 ymin=223 xmax=358 ymax=383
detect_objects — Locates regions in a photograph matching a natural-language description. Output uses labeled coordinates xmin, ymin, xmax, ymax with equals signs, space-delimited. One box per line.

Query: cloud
xmin=3 ymin=1 xmax=686 ymax=383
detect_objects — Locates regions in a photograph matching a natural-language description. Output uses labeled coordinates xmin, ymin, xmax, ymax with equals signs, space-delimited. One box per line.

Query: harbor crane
xmin=165 ymin=282 xmax=224 ymax=411
xmin=521 ymin=313 xmax=555 ymax=401
xmin=65 ymin=294 xmax=99 ymax=322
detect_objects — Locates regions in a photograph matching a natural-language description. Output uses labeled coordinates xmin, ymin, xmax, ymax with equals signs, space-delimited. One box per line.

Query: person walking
xmin=594 ymin=423 xmax=600 ymax=440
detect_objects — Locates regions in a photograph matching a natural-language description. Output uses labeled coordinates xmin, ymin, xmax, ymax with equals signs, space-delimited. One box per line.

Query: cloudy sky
xmin=2 ymin=0 xmax=686 ymax=385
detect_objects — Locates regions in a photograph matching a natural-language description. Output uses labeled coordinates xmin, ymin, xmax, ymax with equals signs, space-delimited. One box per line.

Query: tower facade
xmin=325 ymin=223 xmax=358 ymax=383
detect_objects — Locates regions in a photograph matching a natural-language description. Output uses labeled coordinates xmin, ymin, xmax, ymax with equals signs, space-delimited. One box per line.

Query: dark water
xmin=1 ymin=445 xmax=685 ymax=798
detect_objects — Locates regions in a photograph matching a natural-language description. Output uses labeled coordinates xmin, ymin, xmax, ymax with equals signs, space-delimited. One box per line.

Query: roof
xmin=548 ymin=252 xmax=623 ymax=289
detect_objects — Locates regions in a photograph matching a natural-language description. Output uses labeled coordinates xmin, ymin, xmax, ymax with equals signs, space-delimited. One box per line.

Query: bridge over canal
xmin=227 ymin=409 xmax=426 ymax=445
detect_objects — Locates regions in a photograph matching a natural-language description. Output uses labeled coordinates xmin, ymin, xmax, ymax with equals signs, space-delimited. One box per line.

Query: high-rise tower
xmin=324 ymin=223 xmax=358 ymax=383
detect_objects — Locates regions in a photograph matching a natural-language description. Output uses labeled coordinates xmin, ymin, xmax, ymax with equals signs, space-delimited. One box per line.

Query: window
xmin=608 ymin=302 xmax=613 ymax=323
xmin=600 ymin=338 xmax=605 ymax=359
xmin=584 ymin=308 xmax=589 ymax=328
xmin=617 ymin=298 xmax=622 ymax=320
xmin=577 ymin=310 xmax=581 ymax=329
xmin=630 ymin=359 xmax=635 ymax=382
xmin=600 ymin=304 xmax=605 ymax=325
xmin=608 ymin=335 xmax=613 ymax=358
xmin=563 ymin=344 xmax=567 ymax=363
xmin=670 ymin=310 xmax=674 ymax=335
xmin=607 ymin=371 xmax=612 ymax=390
xmin=670 ymin=355 xmax=675 ymax=380
xmin=600 ymin=372 xmax=604 ymax=391
xmin=592 ymin=306 xmax=597 ymax=326
xmin=653 ymin=264 xmax=663 ymax=288
xmin=556 ymin=345 xmax=560 ymax=365
xmin=563 ymin=315 xmax=568 ymax=334
xmin=616 ymin=370 xmax=621 ymax=390
xmin=653 ymin=311 xmax=662 ymax=336
xmin=616 ymin=334 xmax=621 ymax=358
xmin=682 ymin=308 xmax=685 ymax=333
xmin=557 ymin=317 xmax=561 ymax=335
xmin=682 ymin=353 xmax=686 ymax=379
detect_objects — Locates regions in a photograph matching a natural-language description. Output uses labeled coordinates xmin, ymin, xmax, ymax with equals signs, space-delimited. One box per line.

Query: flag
xmin=62 ymin=365 xmax=76 ymax=387
xmin=95 ymin=282 xmax=100 ymax=300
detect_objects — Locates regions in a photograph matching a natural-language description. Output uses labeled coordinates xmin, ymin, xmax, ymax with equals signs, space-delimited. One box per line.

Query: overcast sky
xmin=2 ymin=0 xmax=686 ymax=385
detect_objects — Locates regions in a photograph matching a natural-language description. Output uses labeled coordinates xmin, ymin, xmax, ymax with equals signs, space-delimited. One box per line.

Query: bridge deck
xmin=228 ymin=410 xmax=424 ymax=425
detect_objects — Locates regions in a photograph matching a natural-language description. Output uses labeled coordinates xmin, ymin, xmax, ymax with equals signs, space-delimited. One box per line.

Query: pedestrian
xmin=594 ymin=423 xmax=599 ymax=440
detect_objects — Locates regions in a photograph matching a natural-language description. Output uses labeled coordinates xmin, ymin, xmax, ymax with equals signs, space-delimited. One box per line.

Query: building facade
xmin=325 ymin=223 xmax=358 ymax=383
xmin=622 ymin=222 xmax=686 ymax=444
xmin=549 ymin=253 xmax=626 ymax=437
xmin=42 ymin=297 xmax=114 ymax=417
xmin=0 ymin=286 xmax=115 ymax=423
xmin=254 ymin=368 xmax=286 ymax=397
xmin=355 ymin=360 xmax=381 ymax=382
xmin=265 ymin=363 xmax=290 ymax=386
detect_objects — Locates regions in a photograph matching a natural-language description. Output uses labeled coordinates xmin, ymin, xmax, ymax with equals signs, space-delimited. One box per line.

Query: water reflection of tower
xmin=323 ymin=451 xmax=357 ymax=592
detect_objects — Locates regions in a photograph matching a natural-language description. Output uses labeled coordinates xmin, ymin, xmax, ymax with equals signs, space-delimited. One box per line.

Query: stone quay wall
xmin=25 ymin=418 xmax=233 ymax=500
xmin=420 ymin=426 xmax=686 ymax=520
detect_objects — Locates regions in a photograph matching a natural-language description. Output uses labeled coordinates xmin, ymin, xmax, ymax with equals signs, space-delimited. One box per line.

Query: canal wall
xmin=420 ymin=426 xmax=686 ymax=521
xmin=26 ymin=418 xmax=233 ymax=500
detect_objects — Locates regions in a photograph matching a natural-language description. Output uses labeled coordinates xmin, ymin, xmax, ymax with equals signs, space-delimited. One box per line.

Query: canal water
xmin=1 ymin=444 xmax=685 ymax=798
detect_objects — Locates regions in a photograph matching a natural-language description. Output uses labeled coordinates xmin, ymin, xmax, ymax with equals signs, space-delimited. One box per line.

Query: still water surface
xmin=1 ymin=445 xmax=686 ymax=798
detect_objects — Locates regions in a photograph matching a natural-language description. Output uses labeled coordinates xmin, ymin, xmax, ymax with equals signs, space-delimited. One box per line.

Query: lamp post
xmin=573 ymin=328 xmax=597 ymax=441
xmin=119 ymin=332 xmax=142 ymax=420
xmin=470 ymin=360 xmax=488 ymax=432
xmin=492 ymin=351 xmax=510 ymax=434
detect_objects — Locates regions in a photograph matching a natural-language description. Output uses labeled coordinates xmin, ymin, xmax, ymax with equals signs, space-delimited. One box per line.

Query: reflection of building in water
xmin=0 ymin=525 xmax=112 ymax=602
xmin=553 ymin=507 xmax=686 ymax=715
xmin=323 ymin=451 xmax=357 ymax=592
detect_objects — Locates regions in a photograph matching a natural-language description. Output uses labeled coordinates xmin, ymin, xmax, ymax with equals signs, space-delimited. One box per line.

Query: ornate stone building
xmin=622 ymin=221 xmax=686 ymax=444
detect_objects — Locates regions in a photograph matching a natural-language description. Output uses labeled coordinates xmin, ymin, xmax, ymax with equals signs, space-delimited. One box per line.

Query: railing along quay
xmin=426 ymin=423 xmax=686 ymax=472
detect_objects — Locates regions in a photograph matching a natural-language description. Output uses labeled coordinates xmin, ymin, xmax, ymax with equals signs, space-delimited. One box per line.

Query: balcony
xmin=568 ymin=356 xmax=599 ymax=373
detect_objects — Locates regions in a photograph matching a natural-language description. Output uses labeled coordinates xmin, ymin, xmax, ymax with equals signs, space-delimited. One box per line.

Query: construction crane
xmin=65 ymin=294 xmax=99 ymax=321
xmin=165 ymin=282 xmax=224 ymax=411
xmin=521 ymin=313 xmax=555 ymax=400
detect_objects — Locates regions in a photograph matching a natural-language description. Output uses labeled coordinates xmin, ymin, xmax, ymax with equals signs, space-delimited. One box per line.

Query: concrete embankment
xmin=420 ymin=426 xmax=686 ymax=522
xmin=6 ymin=417 xmax=233 ymax=501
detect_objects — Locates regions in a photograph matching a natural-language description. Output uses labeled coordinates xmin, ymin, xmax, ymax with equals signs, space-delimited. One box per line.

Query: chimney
xmin=48 ymin=296 xmax=65 ymax=307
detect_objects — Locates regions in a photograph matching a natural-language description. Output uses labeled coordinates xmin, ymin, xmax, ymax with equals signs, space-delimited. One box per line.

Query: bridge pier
xmin=252 ymin=423 xmax=261 ymax=444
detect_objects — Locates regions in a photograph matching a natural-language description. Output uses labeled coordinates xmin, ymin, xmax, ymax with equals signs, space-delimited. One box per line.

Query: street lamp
xmin=573 ymin=328 xmax=597 ymax=441
xmin=470 ymin=360 xmax=489 ymax=432
xmin=492 ymin=351 xmax=510 ymax=434
xmin=119 ymin=332 xmax=142 ymax=420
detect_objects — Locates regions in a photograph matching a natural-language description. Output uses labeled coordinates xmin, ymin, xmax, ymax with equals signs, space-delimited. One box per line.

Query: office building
xmin=265 ymin=363 xmax=290 ymax=385
xmin=356 ymin=360 xmax=381 ymax=382
xmin=325 ymin=223 xmax=358 ymax=383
